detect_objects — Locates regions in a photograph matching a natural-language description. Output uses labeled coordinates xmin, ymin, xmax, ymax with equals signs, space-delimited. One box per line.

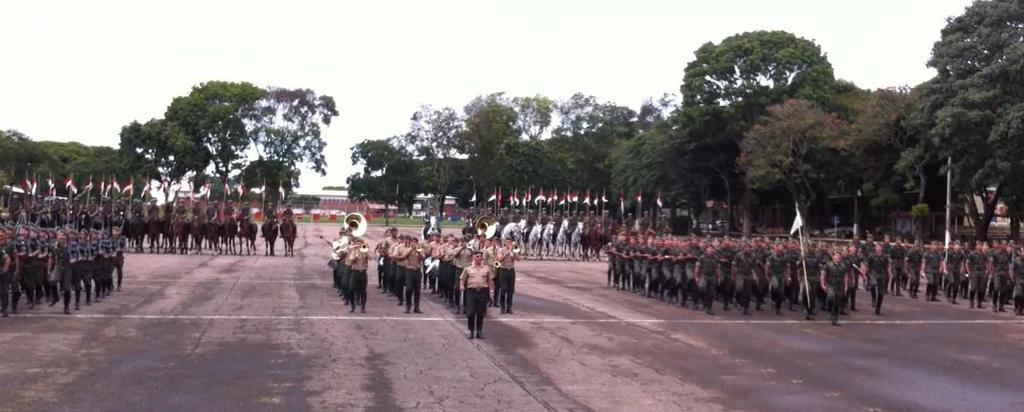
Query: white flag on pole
xmin=790 ymin=204 xmax=803 ymax=235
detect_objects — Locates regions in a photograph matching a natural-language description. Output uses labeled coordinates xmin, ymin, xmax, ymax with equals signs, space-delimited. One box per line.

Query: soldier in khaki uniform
xmin=403 ymin=238 xmax=424 ymax=314
xmin=451 ymin=237 xmax=473 ymax=313
xmin=496 ymin=239 xmax=519 ymax=314
xmin=460 ymin=251 xmax=494 ymax=339
xmin=345 ymin=239 xmax=371 ymax=313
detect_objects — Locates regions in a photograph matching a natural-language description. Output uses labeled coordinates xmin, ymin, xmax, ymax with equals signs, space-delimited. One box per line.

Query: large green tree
xmin=347 ymin=138 xmax=422 ymax=217
xmin=918 ymin=0 xmax=1024 ymax=240
xmin=678 ymin=30 xmax=836 ymax=236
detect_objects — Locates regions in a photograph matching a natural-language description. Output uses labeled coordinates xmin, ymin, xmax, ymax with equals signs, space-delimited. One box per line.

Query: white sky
xmin=1 ymin=0 xmax=973 ymax=191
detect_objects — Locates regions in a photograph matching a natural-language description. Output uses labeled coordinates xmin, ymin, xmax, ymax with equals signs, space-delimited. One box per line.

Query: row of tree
xmin=348 ymin=0 xmax=1024 ymax=241
xmin=2 ymin=81 xmax=338 ymax=207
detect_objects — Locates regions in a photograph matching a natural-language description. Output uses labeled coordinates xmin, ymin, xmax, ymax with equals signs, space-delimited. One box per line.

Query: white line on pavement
xmin=12 ymin=313 xmax=1024 ymax=325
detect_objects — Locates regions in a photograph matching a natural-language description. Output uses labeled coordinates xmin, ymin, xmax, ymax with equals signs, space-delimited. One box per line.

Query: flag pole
xmin=795 ymin=203 xmax=812 ymax=309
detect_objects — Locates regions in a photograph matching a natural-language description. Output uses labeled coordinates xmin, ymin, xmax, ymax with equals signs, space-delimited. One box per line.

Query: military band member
xmin=403 ymin=237 xmax=424 ymax=314
xmin=451 ymin=237 xmax=472 ymax=313
xmin=346 ymin=239 xmax=371 ymax=313
xmin=376 ymin=228 xmax=395 ymax=290
xmin=460 ymin=251 xmax=494 ymax=339
xmin=496 ymin=239 xmax=519 ymax=314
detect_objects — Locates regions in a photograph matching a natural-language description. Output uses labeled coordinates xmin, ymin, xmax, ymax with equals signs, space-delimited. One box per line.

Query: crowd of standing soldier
xmin=606 ymin=233 xmax=1024 ymax=326
xmin=1 ymin=223 xmax=127 ymax=317
xmin=328 ymin=226 xmax=518 ymax=339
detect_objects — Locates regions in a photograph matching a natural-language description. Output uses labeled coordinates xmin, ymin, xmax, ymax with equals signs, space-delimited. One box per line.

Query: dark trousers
xmin=404 ymin=269 xmax=421 ymax=311
xmin=338 ymin=264 xmax=351 ymax=303
xmin=390 ymin=263 xmax=403 ymax=301
xmin=114 ymin=256 xmax=124 ymax=289
xmin=868 ymin=277 xmax=886 ymax=313
xmin=969 ymin=277 xmax=987 ymax=307
xmin=465 ymin=288 xmax=489 ymax=333
xmin=0 ymin=271 xmax=10 ymax=313
xmin=350 ymin=270 xmax=367 ymax=311
xmin=497 ymin=268 xmax=516 ymax=311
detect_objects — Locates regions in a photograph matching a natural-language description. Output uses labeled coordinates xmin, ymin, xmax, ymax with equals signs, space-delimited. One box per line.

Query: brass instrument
xmin=344 ymin=213 xmax=367 ymax=238
xmin=512 ymin=244 xmax=521 ymax=254
xmin=493 ymin=260 xmax=502 ymax=269
xmin=359 ymin=244 xmax=369 ymax=253
xmin=474 ymin=216 xmax=499 ymax=239
xmin=416 ymin=246 xmax=424 ymax=254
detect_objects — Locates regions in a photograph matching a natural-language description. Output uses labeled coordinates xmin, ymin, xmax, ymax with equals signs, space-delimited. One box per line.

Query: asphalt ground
xmin=2 ymin=224 xmax=1023 ymax=412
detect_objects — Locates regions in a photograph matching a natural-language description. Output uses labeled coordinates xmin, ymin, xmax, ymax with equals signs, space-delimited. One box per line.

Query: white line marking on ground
xmin=12 ymin=313 xmax=1024 ymax=324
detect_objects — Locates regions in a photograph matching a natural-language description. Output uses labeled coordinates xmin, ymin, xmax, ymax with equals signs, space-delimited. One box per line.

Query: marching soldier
xmin=865 ymin=243 xmax=891 ymax=316
xmin=402 ymin=237 xmax=424 ymax=314
xmin=905 ymin=241 xmax=924 ymax=299
xmin=765 ymin=244 xmax=789 ymax=315
xmin=112 ymin=226 xmax=127 ymax=292
xmin=451 ymin=237 xmax=472 ymax=313
xmin=923 ymin=242 xmax=943 ymax=301
xmin=991 ymin=242 xmax=1012 ymax=312
xmin=460 ymin=250 xmax=494 ymax=339
xmin=694 ymin=245 xmax=719 ymax=315
xmin=822 ymin=250 xmax=848 ymax=326
xmin=966 ymin=242 xmax=989 ymax=309
xmin=47 ymin=229 xmax=74 ymax=314
xmin=732 ymin=244 xmax=756 ymax=315
xmin=944 ymin=242 xmax=965 ymax=305
xmin=1013 ymin=247 xmax=1024 ymax=315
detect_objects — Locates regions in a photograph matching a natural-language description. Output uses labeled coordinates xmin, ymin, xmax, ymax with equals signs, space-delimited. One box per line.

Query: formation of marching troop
xmin=327 ymin=215 xmax=518 ymax=339
xmin=0 ymin=223 xmax=127 ymax=317
xmin=606 ymin=234 xmax=1024 ymax=325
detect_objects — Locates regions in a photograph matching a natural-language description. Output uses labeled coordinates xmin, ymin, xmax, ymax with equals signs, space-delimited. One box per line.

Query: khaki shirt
xmin=378 ymin=237 xmax=394 ymax=257
xmin=405 ymin=246 xmax=423 ymax=269
xmin=347 ymin=250 xmax=369 ymax=271
xmin=497 ymin=246 xmax=516 ymax=269
xmin=389 ymin=243 xmax=402 ymax=262
xmin=331 ymin=237 xmax=349 ymax=260
xmin=453 ymin=246 xmax=472 ymax=268
xmin=461 ymin=263 xmax=494 ymax=289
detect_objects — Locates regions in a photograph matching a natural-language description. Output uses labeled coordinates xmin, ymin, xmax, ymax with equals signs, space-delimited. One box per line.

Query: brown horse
xmin=161 ymin=203 xmax=175 ymax=253
xmin=174 ymin=213 xmax=191 ymax=255
xmin=221 ymin=214 xmax=238 ymax=255
xmin=190 ymin=214 xmax=206 ymax=254
xmin=261 ymin=217 xmax=279 ymax=256
xmin=205 ymin=217 xmax=222 ymax=254
xmin=279 ymin=217 xmax=297 ymax=257
xmin=238 ymin=216 xmax=258 ymax=255
xmin=146 ymin=203 xmax=163 ymax=253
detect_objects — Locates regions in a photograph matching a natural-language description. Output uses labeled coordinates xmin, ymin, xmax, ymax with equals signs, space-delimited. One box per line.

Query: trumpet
xmin=416 ymin=246 xmax=424 ymax=254
xmin=493 ymin=260 xmax=502 ymax=269
xmin=359 ymin=244 xmax=369 ymax=253
xmin=512 ymin=244 xmax=521 ymax=254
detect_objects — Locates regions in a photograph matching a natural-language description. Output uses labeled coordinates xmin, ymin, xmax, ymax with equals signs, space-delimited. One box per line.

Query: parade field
xmin=1 ymin=224 xmax=1022 ymax=412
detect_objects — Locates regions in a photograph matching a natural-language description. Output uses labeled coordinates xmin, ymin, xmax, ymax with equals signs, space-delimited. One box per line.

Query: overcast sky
xmin=1 ymin=0 xmax=974 ymax=192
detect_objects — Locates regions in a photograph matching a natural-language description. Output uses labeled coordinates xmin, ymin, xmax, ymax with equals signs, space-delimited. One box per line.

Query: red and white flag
xmin=63 ymin=175 xmax=78 ymax=195
xmin=583 ymin=190 xmax=591 ymax=206
xmin=123 ymin=177 xmax=134 ymax=196
xmin=237 ymin=183 xmax=245 ymax=197
xmin=112 ymin=178 xmax=122 ymax=193
xmin=47 ymin=176 xmax=56 ymax=197
xmin=635 ymin=192 xmax=643 ymax=204
xmin=535 ymin=188 xmax=546 ymax=205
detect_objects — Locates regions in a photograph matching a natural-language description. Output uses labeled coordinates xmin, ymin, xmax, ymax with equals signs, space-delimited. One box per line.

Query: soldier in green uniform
xmin=905 ymin=242 xmax=924 ymax=299
xmin=923 ymin=242 xmax=943 ymax=301
xmin=765 ymin=244 xmax=789 ymax=316
xmin=1013 ymin=247 xmax=1024 ymax=315
xmin=966 ymin=242 xmax=989 ymax=309
xmin=865 ymin=244 xmax=891 ymax=315
xmin=844 ymin=244 xmax=863 ymax=313
xmin=732 ymin=244 xmax=756 ymax=316
xmin=47 ymin=230 xmax=74 ymax=314
xmin=991 ymin=242 xmax=1012 ymax=312
xmin=821 ymin=250 xmax=848 ymax=326
xmin=694 ymin=245 xmax=719 ymax=315
xmin=944 ymin=242 xmax=965 ymax=305
xmin=887 ymin=238 xmax=906 ymax=296
xmin=800 ymin=243 xmax=822 ymax=320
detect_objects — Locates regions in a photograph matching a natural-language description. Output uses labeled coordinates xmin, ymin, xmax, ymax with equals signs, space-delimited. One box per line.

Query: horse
xmin=175 ymin=214 xmax=191 ymax=255
xmin=581 ymin=221 xmax=604 ymax=261
xmin=221 ymin=214 xmax=238 ymax=255
xmin=205 ymin=217 xmax=222 ymax=254
xmin=570 ymin=222 xmax=584 ymax=260
xmin=129 ymin=211 xmax=146 ymax=253
xmin=238 ymin=216 xmax=258 ymax=255
xmin=555 ymin=219 xmax=570 ymax=258
xmin=261 ymin=217 xmax=279 ymax=256
xmin=279 ymin=216 xmax=297 ymax=257
xmin=161 ymin=204 xmax=175 ymax=253
xmin=527 ymin=222 xmax=543 ymax=259
xmin=146 ymin=204 xmax=163 ymax=253
xmin=190 ymin=215 xmax=206 ymax=254
xmin=541 ymin=221 xmax=555 ymax=259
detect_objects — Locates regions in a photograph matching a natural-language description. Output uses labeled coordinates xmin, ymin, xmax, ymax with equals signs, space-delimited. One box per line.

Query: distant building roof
xmin=296 ymin=189 xmax=349 ymax=198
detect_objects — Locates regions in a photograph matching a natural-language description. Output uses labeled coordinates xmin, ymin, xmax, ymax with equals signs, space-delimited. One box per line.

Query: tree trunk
xmin=741 ymin=185 xmax=752 ymax=239
xmin=975 ymin=191 xmax=1001 ymax=241
xmin=914 ymin=172 xmax=928 ymax=245
xmin=1010 ymin=216 xmax=1019 ymax=241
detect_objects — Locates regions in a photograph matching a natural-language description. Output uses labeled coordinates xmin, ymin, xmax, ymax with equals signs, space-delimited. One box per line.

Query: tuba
xmin=344 ymin=213 xmax=367 ymax=238
xmin=474 ymin=216 xmax=499 ymax=239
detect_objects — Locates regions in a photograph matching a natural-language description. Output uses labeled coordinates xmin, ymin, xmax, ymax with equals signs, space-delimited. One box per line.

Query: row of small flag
xmin=472 ymin=188 xmax=665 ymax=208
xmin=18 ymin=175 xmax=287 ymax=200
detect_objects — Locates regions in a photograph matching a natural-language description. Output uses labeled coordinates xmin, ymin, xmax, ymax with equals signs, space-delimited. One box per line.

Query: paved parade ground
xmin=3 ymin=224 xmax=1024 ymax=412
